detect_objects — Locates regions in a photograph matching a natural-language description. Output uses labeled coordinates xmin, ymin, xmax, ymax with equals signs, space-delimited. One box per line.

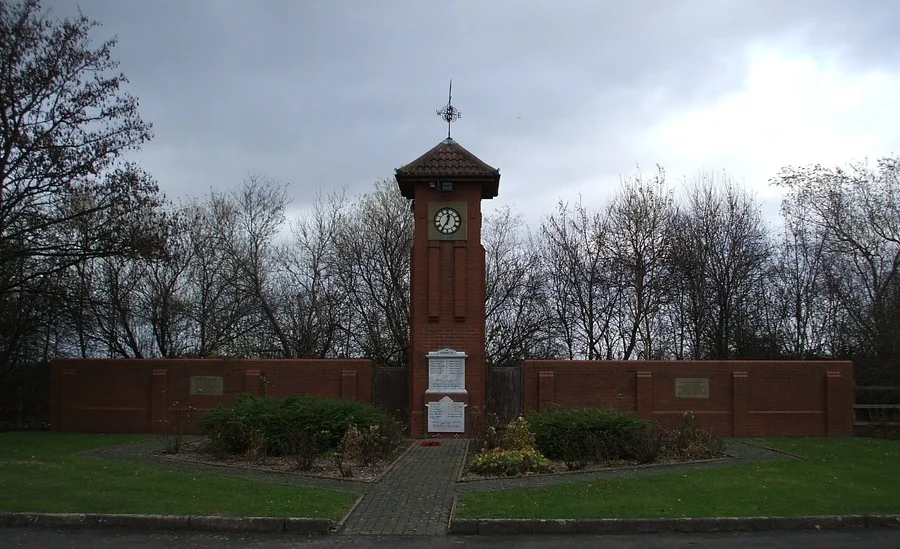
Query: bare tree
xmin=279 ymin=190 xmax=350 ymax=358
xmin=770 ymin=216 xmax=835 ymax=358
xmin=541 ymin=199 xmax=619 ymax=360
xmin=667 ymin=174 xmax=771 ymax=359
xmin=209 ymin=175 xmax=291 ymax=357
xmin=0 ymin=1 xmax=158 ymax=292
xmin=1 ymin=1 xmax=161 ymax=377
xmin=140 ymin=213 xmax=192 ymax=357
xmin=334 ymin=180 xmax=412 ymax=367
xmin=605 ymin=167 xmax=675 ymax=359
xmin=179 ymin=200 xmax=254 ymax=357
xmin=484 ymin=206 xmax=553 ymax=366
xmin=775 ymin=157 xmax=900 ymax=365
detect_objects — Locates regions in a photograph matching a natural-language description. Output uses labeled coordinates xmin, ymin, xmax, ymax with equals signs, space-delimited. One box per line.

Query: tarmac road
xmin=2 ymin=529 xmax=900 ymax=548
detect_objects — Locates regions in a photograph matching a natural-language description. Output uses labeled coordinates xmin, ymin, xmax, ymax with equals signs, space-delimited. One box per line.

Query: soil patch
xmin=159 ymin=438 xmax=413 ymax=483
xmin=458 ymin=452 xmax=721 ymax=482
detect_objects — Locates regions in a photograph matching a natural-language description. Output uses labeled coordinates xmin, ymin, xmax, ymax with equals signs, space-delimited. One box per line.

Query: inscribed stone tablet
xmin=190 ymin=376 xmax=223 ymax=396
xmin=426 ymin=396 xmax=466 ymax=432
xmin=675 ymin=378 xmax=709 ymax=398
xmin=427 ymin=351 xmax=466 ymax=392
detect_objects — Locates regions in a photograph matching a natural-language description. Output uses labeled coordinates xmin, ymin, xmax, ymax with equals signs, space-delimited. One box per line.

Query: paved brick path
xmin=340 ymin=439 xmax=468 ymax=535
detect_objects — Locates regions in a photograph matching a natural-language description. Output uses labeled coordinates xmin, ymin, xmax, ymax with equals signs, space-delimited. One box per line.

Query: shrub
xmin=469 ymin=407 xmax=503 ymax=452
xmin=334 ymin=425 xmax=363 ymax=477
xmin=159 ymin=401 xmax=193 ymax=454
xmin=286 ymin=426 xmax=329 ymax=471
xmin=199 ymin=395 xmax=400 ymax=460
xmin=630 ymin=422 xmax=667 ymax=464
xmin=500 ymin=416 xmax=537 ymax=452
xmin=469 ymin=447 xmax=552 ymax=476
xmin=527 ymin=407 xmax=652 ymax=463
xmin=669 ymin=410 xmax=725 ymax=460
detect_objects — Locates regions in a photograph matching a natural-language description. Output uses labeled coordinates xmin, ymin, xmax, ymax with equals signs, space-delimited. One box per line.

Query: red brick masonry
xmin=50 ymin=359 xmax=373 ymax=434
xmin=523 ymin=360 xmax=854 ymax=436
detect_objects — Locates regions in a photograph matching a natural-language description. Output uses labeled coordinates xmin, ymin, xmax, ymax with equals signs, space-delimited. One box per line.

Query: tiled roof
xmin=396 ymin=138 xmax=500 ymax=178
xmin=395 ymin=138 xmax=501 ymax=199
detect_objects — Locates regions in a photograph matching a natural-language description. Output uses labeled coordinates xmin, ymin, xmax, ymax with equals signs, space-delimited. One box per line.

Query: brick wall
xmin=523 ymin=360 xmax=854 ymax=436
xmin=50 ymin=358 xmax=373 ymax=434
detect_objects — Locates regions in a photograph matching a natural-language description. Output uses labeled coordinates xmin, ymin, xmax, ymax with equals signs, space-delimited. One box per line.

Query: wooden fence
xmin=486 ymin=365 xmax=523 ymax=425
xmin=854 ymin=386 xmax=900 ymax=434
xmin=373 ymin=366 xmax=408 ymax=425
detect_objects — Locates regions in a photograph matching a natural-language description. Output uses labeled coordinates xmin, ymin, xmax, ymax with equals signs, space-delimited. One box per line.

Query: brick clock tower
xmin=396 ymin=129 xmax=500 ymax=437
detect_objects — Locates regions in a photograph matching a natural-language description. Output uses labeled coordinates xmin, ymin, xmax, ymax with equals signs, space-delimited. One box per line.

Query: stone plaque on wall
xmin=675 ymin=378 xmax=709 ymax=398
xmin=426 ymin=396 xmax=466 ymax=432
xmin=426 ymin=348 xmax=467 ymax=393
xmin=190 ymin=376 xmax=223 ymax=396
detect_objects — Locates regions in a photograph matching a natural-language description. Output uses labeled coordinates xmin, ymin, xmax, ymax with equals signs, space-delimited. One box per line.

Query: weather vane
xmin=436 ymin=80 xmax=461 ymax=139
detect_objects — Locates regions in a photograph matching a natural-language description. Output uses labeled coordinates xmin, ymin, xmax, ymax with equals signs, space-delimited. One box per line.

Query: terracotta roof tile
xmin=396 ymin=138 xmax=499 ymax=178
xmin=395 ymin=138 xmax=500 ymax=199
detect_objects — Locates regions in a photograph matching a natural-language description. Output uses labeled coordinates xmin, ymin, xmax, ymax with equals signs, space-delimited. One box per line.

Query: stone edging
xmin=448 ymin=513 xmax=900 ymax=535
xmin=0 ymin=512 xmax=332 ymax=535
xmin=334 ymin=495 xmax=365 ymax=532
xmin=454 ymin=439 xmax=470 ymax=482
xmin=4 ymin=511 xmax=899 ymax=536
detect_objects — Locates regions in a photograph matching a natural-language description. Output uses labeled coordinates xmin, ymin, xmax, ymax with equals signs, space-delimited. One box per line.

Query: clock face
xmin=433 ymin=207 xmax=462 ymax=235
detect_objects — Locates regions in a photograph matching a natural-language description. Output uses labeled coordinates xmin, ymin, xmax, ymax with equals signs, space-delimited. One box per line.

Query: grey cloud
xmin=42 ymin=0 xmax=900 ymax=213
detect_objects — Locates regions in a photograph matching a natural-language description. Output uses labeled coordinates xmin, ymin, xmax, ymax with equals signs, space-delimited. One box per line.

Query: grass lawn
xmin=0 ymin=432 xmax=357 ymax=519
xmin=456 ymin=438 xmax=900 ymax=519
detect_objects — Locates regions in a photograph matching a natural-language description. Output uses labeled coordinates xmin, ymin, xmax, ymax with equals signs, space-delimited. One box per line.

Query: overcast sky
xmin=45 ymin=0 xmax=900 ymax=226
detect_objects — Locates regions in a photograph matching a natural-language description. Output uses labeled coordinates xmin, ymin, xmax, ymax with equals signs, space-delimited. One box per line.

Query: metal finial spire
xmin=436 ymin=79 xmax=461 ymax=139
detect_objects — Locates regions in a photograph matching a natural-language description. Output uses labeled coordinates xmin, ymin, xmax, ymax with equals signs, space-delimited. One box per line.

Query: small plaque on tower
xmin=427 ymin=395 xmax=467 ymax=433
xmin=426 ymin=348 xmax=467 ymax=394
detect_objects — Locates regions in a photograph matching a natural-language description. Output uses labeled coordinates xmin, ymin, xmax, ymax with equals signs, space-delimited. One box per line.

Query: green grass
xmin=456 ymin=438 xmax=900 ymax=519
xmin=0 ymin=432 xmax=357 ymax=518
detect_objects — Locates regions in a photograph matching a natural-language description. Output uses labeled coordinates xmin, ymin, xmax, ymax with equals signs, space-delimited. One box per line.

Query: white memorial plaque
xmin=190 ymin=376 xmax=224 ymax=396
xmin=426 ymin=396 xmax=467 ymax=433
xmin=675 ymin=378 xmax=709 ymax=398
xmin=426 ymin=348 xmax=467 ymax=394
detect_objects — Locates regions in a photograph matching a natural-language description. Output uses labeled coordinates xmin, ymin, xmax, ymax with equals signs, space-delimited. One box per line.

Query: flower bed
xmin=465 ymin=410 xmax=725 ymax=478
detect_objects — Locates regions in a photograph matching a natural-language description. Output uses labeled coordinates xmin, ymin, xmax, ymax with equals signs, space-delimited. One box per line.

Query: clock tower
xmin=396 ymin=136 xmax=500 ymax=437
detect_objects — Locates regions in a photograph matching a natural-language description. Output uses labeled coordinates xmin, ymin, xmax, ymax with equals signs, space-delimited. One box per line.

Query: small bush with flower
xmin=469 ymin=416 xmax=552 ymax=476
